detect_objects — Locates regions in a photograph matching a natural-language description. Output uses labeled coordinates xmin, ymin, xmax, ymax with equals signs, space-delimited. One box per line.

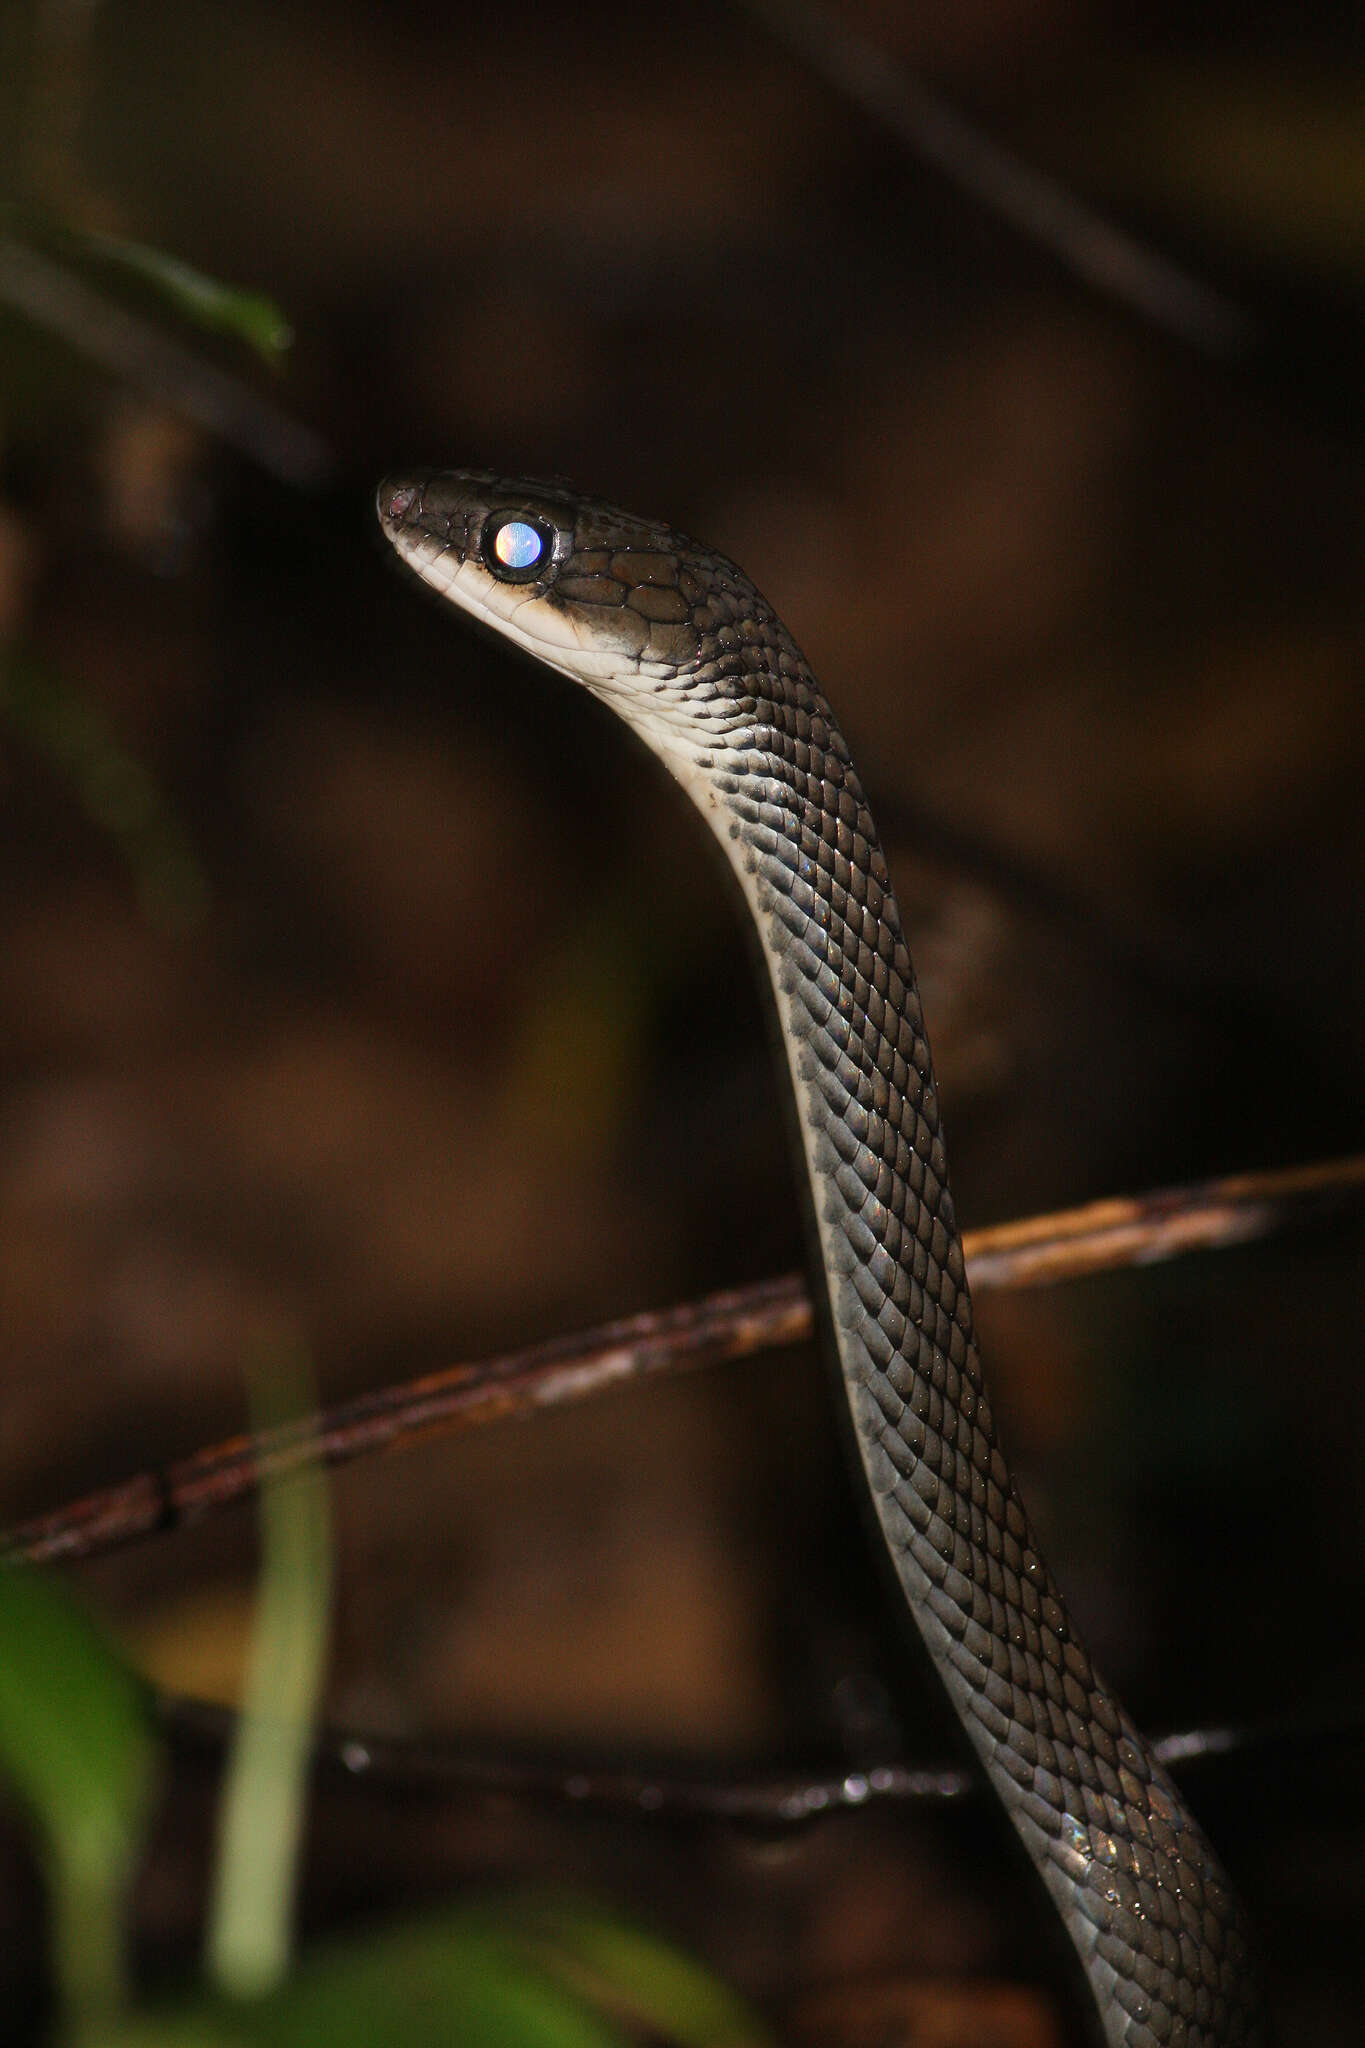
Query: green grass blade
xmin=71 ymin=230 xmax=293 ymax=366
xmin=205 ymin=1338 xmax=333 ymax=2000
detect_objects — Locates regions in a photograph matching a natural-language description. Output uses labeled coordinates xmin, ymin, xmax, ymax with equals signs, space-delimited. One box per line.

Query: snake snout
xmin=377 ymin=476 xmax=424 ymax=527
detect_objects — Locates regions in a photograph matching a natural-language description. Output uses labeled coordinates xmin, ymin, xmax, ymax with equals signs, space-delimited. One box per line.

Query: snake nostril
xmin=381 ymin=480 xmax=420 ymax=523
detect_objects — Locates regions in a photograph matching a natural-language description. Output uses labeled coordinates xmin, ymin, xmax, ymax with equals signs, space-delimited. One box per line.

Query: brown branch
xmin=961 ymin=1153 xmax=1365 ymax=1288
xmin=5 ymin=1276 xmax=811 ymax=1568
xmin=158 ymin=1692 xmax=1362 ymax=1824
xmin=7 ymin=1154 xmax=1363 ymax=1569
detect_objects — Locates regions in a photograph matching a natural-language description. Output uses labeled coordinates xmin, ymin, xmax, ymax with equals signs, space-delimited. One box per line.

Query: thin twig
xmin=158 ymin=1692 xmax=1363 ymax=1824
xmin=743 ymin=0 xmax=1256 ymax=357
xmin=7 ymin=1155 xmax=1363 ymax=1569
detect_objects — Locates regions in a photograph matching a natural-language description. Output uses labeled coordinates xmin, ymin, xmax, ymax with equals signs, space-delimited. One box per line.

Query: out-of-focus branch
xmin=743 ymin=0 xmax=1256 ymax=357
xmin=159 ymin=1693 xmax=1363 ymax=1825
xmin=7 ymin=1154 xmax=1363 ymax=1569
xmin=962 ymin=1153 xmax=1365 ymax=1288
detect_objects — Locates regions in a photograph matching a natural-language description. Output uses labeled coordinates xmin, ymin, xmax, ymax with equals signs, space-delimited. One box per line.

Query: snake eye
xmin=482 ymin=514 xmax=554 ymax=583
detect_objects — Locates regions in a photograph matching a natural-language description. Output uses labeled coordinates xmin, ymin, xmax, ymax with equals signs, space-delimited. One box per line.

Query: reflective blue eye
xmin=491 ymin=519 xmax=544 ymax=571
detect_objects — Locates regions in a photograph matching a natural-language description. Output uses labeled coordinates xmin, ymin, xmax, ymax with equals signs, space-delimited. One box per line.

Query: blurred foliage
xmin=102 ymin=1900 xmax=774 ymax=2048
xmin=0 ymin=1564 xmax=156 ymax=2036
xmin=0 ymin=648 xmax=209 ymax=931
xmin=0 ymin=184 xmax=770 ymax=2046
xmin=65 ymin=228 xmax=295 ymax=367
xmin=1139 ymin=68 xmax=1365 ymax=273
xmin=506 ymin=885 xmax=661 ymax=1150
xmin=0 ymin=1358 xmax=769 ymax=2048
xmin=1 ymin=210 xmax=295 ymax=369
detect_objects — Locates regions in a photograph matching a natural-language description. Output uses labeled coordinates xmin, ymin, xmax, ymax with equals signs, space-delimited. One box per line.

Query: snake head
xmin=376 ymin=469 xmax=724 ymax=685
xmin=375 ymin=470 xmax=813 ymax=784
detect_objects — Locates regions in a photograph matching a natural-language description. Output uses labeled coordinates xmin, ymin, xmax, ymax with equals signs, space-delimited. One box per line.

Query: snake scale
xmin=377 ymin=469 xmax=1263 ymax=2048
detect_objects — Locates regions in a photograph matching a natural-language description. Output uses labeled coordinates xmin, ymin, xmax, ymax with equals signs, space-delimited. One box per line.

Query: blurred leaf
xmin=0 ymin=1564 xmax=156 ymax=2031
xmin=70 ymin=230 xmax=293 ymax=366
xmin=245 ymin=1916 xmax=625 ymax=2048
xmin=512 ymin=1900 xmax=774 ymax=2048
xmin=206 ymin=1337 xmax=333 ymax=2000
xmin=95 ymin=1899 xmax=770 ymax=2048
xmin=0 ymin=647 xmax=210 ymax=930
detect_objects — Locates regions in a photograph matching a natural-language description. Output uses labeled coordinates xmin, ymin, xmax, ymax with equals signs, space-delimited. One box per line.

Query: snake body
xmin=377 ymin=470 xmax=1262 ymax=2047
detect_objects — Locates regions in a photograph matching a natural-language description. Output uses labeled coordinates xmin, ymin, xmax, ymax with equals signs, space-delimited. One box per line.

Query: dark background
xmin=1 ymin=3 xmax=1363 ymax=2043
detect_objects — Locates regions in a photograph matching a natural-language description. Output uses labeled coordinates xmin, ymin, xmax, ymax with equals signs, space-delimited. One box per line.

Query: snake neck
xmin=631 ymin=659 xmax=1260 ymax=2048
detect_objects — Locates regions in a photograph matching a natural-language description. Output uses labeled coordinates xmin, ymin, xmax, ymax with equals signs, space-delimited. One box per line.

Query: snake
xmin=376 ymin=469 xmax=1264 ymax=2047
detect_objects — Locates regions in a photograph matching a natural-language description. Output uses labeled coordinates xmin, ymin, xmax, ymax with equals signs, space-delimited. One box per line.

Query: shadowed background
xmin=1 ymin=3 xmax=1363 ymax=2044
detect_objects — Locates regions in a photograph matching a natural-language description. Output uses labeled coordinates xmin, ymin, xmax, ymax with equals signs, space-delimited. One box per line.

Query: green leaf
xmin=90 ymin=1901 xmax=771 ymax=2048
xmin=511 ymin=1900 xmax=775 ymax=2048
xmin=256 ymin=1920 xmax=627 ymax=2048
xmin=95 ymin=1917 xmax=623 ymax=2048
xmin=73 ymin=230 xmax=294 ymax=366
xmin=0 ymin=1564 xmax=156 ymax=2031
